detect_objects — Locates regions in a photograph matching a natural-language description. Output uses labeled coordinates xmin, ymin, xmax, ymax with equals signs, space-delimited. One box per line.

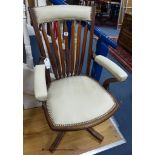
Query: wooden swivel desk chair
xmin=29 ymin=5 xmax=128 ymax=153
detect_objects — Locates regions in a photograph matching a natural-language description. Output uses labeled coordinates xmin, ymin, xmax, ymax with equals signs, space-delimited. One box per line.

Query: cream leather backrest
xmin=32 ymin=5 xmax=93 ymax=24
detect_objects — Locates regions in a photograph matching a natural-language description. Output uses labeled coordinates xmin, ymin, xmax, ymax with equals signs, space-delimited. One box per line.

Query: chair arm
xmin=94 ymin=55 xmax=128 ymax=82
xmin=34 ymin=64 xmax=47 ymax=101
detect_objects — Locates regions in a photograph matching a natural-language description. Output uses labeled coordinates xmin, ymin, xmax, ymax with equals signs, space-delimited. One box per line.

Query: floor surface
xmin=24 ymin=107 xmax=124 ymax=155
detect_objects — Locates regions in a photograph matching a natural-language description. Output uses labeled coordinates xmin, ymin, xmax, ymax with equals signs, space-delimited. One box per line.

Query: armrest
xmin=94 ymin=55 xmax=128 ymax=82
xmin=34 ymin=64 xmax=47 ymax=101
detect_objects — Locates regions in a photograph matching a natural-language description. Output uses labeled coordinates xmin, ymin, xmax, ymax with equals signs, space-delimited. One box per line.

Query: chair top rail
xmin=32 ymin=5 xmax=93 ymax=24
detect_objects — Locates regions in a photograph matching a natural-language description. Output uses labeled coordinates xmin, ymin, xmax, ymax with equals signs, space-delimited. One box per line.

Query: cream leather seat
xmin=46 ymin=76 xmax=117 ymax=126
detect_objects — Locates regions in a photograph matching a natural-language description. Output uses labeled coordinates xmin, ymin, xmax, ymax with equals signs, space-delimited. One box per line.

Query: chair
xmin=29 ymin=5 xmax=128 ymax=153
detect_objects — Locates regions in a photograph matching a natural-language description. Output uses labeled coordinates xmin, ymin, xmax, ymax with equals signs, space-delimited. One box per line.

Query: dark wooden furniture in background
xmin=65 ymin=0 xmax=80 ymax=5
xmin=83 ymin=0 xmax=120 ymax=26
xmin=118 ymin=13 xmax=132 ymax=53
xmin=109 ymin=13 xmax=132 ymax=72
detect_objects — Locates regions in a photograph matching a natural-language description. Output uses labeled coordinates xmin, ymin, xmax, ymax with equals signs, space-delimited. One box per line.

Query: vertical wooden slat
xmin=49 ymin=22 xmax=62 ymax=78
xmin=29 ymin=8 xmax=51 ymax=86
xmin=86 ymin=7 xmax=95 ymax=75
xmin=56 ymin=21 xmax=66 ymax=77
xmin=41 ymin=24 xmax=59 ymax=79
xmin=78 ymin=24 xmax=88 ymax=75
xmin=74 ymin=22 xmax=82 ymax=75
xmin=64 ymin=21 xmax=70 ymax=76
xmin=70 ymin=21 xmax=75 ymax=75
xmin=29 ymin=8 xmax=46 ymax=61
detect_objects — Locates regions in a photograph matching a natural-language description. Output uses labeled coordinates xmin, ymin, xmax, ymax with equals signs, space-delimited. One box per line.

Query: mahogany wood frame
xmin=29 ymin=6 xmax=120 ymax=153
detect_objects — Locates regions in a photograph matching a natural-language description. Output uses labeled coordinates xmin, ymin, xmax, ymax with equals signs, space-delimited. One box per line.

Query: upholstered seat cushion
xmin=46 ymin=76 xmax=117 ymax=126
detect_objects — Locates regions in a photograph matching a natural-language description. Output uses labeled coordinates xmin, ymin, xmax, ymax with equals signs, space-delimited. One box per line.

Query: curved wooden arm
xmin=38 ymin=56 xmax=51 ymax=88
xmin=103 ymin=78 xmax=118 ymax=90
xmin=91 ymin=51 xmax=124 ymax=89
xmin=92 ymin=53 xmax=128 ymax=82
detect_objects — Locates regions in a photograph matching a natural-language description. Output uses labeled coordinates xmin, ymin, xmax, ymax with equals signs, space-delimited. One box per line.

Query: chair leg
xmin=87 ymin=127 xmax=104 ymax=142
xmin=49 ymin=131 xmax=65 ymax=153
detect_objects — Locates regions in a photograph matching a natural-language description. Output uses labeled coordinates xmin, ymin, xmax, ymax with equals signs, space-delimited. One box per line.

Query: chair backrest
xmin=29 ymin=5 xmax=95 ymax=79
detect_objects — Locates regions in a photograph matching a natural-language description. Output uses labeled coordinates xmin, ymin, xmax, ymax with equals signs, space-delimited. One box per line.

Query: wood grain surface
xmin=24 ymin=107 xmax=122 ymax=155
